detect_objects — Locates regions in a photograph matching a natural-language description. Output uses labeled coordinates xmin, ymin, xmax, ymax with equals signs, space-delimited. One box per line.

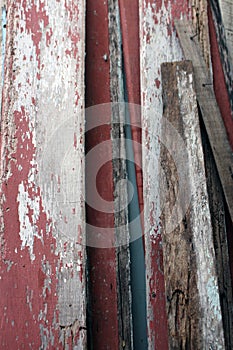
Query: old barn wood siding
xmin=208 ymin=0 xmax=233 ymax=149
xmin=175 ymin=19 xmax=233 ymax=224
xmin=161 ymin=61 xmax=225 ymax=349
xmin=85 ymin=0 xmax=124 ymax=348
xmin=191 ymin=0 xmax=211 ymax=67
xmin=0 ymin=1 xmax=86 ymax=349
xmin=201 ymin=118 xmax=233 ymax=349
xmin=139 ymin=1 xmax=192 ymax=348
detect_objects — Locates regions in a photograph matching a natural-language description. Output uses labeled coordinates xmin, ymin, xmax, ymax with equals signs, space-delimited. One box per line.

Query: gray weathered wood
xmin=175 ymin=19 xmax=233 ymax=224
xmin=209 ymin=0 xmax=233 ymax=113
xmin=108 ymin=0 xmax=133 ymax=348
xmin=201 ymin=120 xmax=233 ymax=350
xmin=161 ymin=61 xmax=225 ymax=349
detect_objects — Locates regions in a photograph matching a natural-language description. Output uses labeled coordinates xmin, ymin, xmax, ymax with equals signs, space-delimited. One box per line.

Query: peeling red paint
xmin=22 ymin=0 xmax=49 ymax=59
xmin=1 ymin=0 xmax=86 ymax=348
xmin=0 ymin=106 xmax=59 ymax=348
xmin=85 ymin=0 xmax=119 ymax=348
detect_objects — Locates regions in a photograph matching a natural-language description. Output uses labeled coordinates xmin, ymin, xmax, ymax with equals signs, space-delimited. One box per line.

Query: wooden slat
xmin=85 ymin=0 xmax=120 ymax=348
xmin=108 ymin=1 xmax=133 ymax=348
xmin=0 ymin=1 xmax=86 ymax=348
xmin=201 ymin=118 xmax=233 ymax=349
xmin=218 ymin=0 xmax=233 ymax=63
xmin=175 ymin=19 xmax=233 ymax=223
xmin=139 ymin=2 xmax=191 ymax=348
xmin=161 ymin=60 xmax=225 ymax=349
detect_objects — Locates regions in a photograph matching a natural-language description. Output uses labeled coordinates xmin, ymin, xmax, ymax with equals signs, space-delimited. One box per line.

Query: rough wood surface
xmin=201 ymin=118 xmax=233 ymax=350
xmin=108 ymin=0 xmax=133 ymax=348
xmin=175 ymin=19 xmax=233 ymax=224
xmin=139 ymin=1 xmax=191 ymax=348
xmin=209 ymin=0 xmax=233 ymax=116
xmin=218 ymin=0 xmax=233 ymax=65
xmin=191 ymin=0 xmax=211 ymax=67
xmin=161 ymin=60 xmax=225 ymax=349
xmin=0 ymin=1 xmax=86 ymax=348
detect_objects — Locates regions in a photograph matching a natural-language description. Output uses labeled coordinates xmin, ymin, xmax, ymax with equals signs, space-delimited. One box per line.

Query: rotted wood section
xmin=161 ymin=61 xmax=225 ymax=349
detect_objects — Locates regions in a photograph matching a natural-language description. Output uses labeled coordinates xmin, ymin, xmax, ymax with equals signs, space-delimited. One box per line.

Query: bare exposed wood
xmin=191 ymin=0 xmax=211 ymax=67
xmin=217 ymin=0 xmax=233 ymax=65
xmin=209 ymin=1 xmax=233 ymax=115
xmin=161 ymin=60 xmax=225 ymax=349
xmin=108 ymin=0 xmax=133 ymax=348
xmin=201 ymin=118 xmax=233 ymax=349
xmin=175 ymin=19 xmax=233 ymax=224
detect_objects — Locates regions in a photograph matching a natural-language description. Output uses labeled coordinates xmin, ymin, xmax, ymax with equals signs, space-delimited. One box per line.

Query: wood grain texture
xmin=218 ymin=0 xmax=233 ymax=64
xmin=209 ymin=0 xmax=233 ymax=117
xmin=0 ymin=1 xmax=86 ymax=348
xmin=139 ymin=1 xmax=191 ymax=348
xmin=161 ymin=60 xmax=225 ymax=349
xmin=108 ymin=0 xmax=133 ymax=348
xmin=201 ymin=118 xmax=233 ymax=350
xmin=191 ymin=0 xmax=211 ymax=67
xmin=175 ymin=19 xmax=233 ymax=224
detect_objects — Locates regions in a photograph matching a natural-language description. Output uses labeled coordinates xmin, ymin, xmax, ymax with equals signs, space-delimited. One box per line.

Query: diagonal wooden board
xmin=175 ymin=19 xmax=233 ymax=223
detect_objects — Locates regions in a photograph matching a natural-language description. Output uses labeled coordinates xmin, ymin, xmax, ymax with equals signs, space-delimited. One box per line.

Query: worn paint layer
xmin=139 ymin=1 xmax=191 ymax=348
xmin=0 ymin=1 xmax=86 ymax=348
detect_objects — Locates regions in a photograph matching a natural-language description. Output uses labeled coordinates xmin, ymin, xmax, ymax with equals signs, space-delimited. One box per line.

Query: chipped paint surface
xmin=0 ymin=1 xmax=86 ymax=348
xmin=140 ymin=1 xmax=191 ymax=348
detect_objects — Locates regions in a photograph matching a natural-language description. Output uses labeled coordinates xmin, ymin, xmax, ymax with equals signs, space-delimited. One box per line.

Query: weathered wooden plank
xmin=0 ymin=0 xmax=86 ymax=348
xmin=139 ymin=1 xmax=191 ymax=348
xmin=175 ymin=19 xmax=233 ymax=224
xmin=217 ymin=0 xmax=233 ymax=64
xmin=201 ymin=118 xmax=233 ymax=349
xmin=191 ymin=0 xmax=211 ymax=67
xmin=108 ymin=1 xmax=133 ymax=348
xmin=161 ymin=60 xmax=225 ymax=349
xmin=118 ymin=0 xmax=143 ymax=220
xmin=207 ymin=4 xmax=233 ymax=150
xmin=85 ymin=0 xmax=120 ymax=348
xmin=209 ymin=0 xmax=233 ymax=122
xmin=0 ymin=0 xmax=6 ymax=115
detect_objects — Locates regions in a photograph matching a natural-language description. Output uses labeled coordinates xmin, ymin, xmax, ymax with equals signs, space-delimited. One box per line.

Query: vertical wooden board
xmin=191 ymin=0 xmax=211 ymax=67
xmin=0 ymin=1 xmax=86 ymax=349
xmin=201 ymin=118 xmax=233 ymax=349
xmin=208 ymin=2 xmax=233 ymax=150
xmin=161 ymin=61 xmax=225 ymax=349
xmin=118 ymin=0 xmax=143 ymax=219
xmin=108 ymin=1 xmax=133 ymax=348
xmin=209 ymin=0 xmax=233 ymax=121
xmin=139 ymin=1 xmax=191 ymax=348
xmin=85 ymin=0 xmax=120 ymax=349
xmin=218 ymin=0 xmax=233 ymax=64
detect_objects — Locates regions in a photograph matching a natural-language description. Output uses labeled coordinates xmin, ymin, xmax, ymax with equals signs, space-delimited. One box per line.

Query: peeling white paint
xmin=140 ymin=2 xmax=187 ymax=347
xmin=17 ymin=182 xmax=42 ymax=261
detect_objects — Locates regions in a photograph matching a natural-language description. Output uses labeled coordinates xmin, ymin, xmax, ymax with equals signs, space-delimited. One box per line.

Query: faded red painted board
xmin=139 ymin=1 xmax=191 ymax=348
xmin=85 ymin=0 xmax=119 ymax=348
xmin=118 ymin=0 xmax=144 ymax=225
xmin=0 ymin=1 xmax=86 ymax=349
